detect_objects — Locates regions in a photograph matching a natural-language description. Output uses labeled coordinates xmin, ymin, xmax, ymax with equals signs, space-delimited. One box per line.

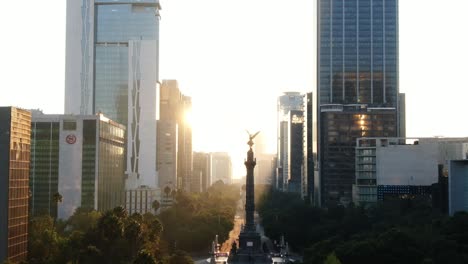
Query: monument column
xmin=235 ymin=131 xmax=263 ymax=260
xmin=244 ymin=142 xmax=256 ymax=231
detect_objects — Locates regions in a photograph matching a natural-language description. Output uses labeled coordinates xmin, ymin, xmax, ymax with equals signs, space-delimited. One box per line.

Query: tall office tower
xmin=302 ymin=92 xmax=314 ymax=201
xmin=179 ymin=96 xmax=193 ymax=192
xmin=255 ymin=154 xmax=276 ymax=185
xmin=159 ymin=80 xmax=193 ymax=192
xmin=64 ymin=0 xmax=161 ymax=192
xmin=0 ymin=107 xmax=31 ymax=263
xmin=317 ymin=0 xmax=404 ymax=207
xmin=30 ymin=112 xmax=126 ymax=219
xmin=156 ymin=120 xmax=178 ymax=192
xmin=287 ymin=110 xmax=304 ymax=193
xmin=192 ymin=152 xmax=211 ymax=193
xmin=159 ymin=80 xmax=181 ymax=193
xmin=398 ymin=93 xmax=406 ymax=137
xmin=253 ymin=133 xmax=275 ymax=185
xmin=210 ymin=152 xmax=232 ymax=185
xmin=277 ymin=92 xmax=304 ymax=191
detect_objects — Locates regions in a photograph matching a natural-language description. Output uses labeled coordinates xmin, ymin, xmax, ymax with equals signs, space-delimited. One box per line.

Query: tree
xmin=112 ymin=206 xmax=128 ymax=219
xmin=125 ymin=219 xmax=144 ymax=258
xmin=168 ymin=250 xmax=194 ymax=264
xmin=53 ymin=192 xmax=63 ymax=204
xmin=324 ymin=253 xmax=342 ymax=264
xmin=80 ymin=245 xmax=103 ymax=264
xmin=28 ymin=215 xmax=61 ymax=263
xmin=152 ymin=200 xmax=160 ymax=214
xmin=149 ymin=218 xmax=163 ymax=239
xmin=133 ymin=250 xmax=157 ymax=264
xmin=66 ymin=207 xmax=101 ymax=233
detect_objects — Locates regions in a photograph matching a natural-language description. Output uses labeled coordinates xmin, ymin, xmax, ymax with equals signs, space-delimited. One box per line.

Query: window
xmin=63 ymin=120 xmax=77 ymax=131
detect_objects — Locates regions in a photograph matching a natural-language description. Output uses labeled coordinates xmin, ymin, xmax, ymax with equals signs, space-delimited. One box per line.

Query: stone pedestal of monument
xmin=238 ymin=230 xmax=262 ymax=254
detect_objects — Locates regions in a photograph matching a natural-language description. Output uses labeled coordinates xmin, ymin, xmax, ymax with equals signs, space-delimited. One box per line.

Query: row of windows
xmin=96 ymin=4 xmax=157 ymax=43
xmin=7 ymin=239 xmax=27 ymax=262
xmin=8 ymin=204 xmax=28 ymax=219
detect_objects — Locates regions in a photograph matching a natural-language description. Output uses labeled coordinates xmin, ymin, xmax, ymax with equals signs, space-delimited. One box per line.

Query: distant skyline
xmin=1 ymin=0 xmax=468 ymax=177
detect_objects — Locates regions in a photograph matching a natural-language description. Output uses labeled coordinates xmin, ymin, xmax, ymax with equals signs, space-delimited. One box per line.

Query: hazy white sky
xmin=1 ymin=0 xmax=467 ymax=176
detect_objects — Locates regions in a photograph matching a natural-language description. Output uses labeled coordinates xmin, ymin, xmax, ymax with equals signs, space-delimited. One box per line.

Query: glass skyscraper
xmin=317 ymin=0 xmax=404 ymax=207
xmin=276 ymin=92 xmax=304 ymax=191
xmin=0 ymin=107 xmax=30 ymax=263
xmin=65 ymin=0 xmax=161 ymax=189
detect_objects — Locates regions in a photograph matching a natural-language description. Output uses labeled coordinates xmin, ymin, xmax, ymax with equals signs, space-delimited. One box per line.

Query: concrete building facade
xmin=353 ymin=137 xmax=468 ymax=205
xmin=159 ymin=80 xmax=192 ymax=192
xmin=192 ymin=152 xmax=211 ymax=192
xmin=157 ymin=120 xmax=178 ymax=192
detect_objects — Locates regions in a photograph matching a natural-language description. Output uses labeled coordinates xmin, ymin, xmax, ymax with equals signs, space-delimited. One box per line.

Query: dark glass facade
xmin=30 ymin=122 xmax=60 ymax=217
xmin=318 ymin=0 xmax=398 ymax=106
xmin=276 ymin=92 xmax=303 ymax=191
xmin=317 ymin=0 xmax=400 ymax=207
xmin=303 ymin=93 xmax=314 ymax=200
xmin=288 ymin=110 xmax=304 ymax=193
xmin=0 ymin=107 xmax=30 ymax=263
xmin=82 ymin=120 xmax=97 ymax=209
xmin=320 ymin=109 xmax=397 ymax=205
xmin=377 ymin=185 xmax=432 ymax=202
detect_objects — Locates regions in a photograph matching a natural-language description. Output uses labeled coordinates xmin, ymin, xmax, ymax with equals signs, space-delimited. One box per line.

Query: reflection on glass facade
xmin=94 ymin=2 xmax=159 ymax=124
xmin=317 ymin=0 xmax=401 ymax=207
xmin=318 ymin=0 xmax=398 ymax=106
xmin=82 ymin=120 xmax=97 ymax=209
xmin=288 ymin=110 xmax=304 ymax=193
xmin=320 ymin=109 xmax=397 ymax=205
xmin=30 ymin=122 xmax=60 ymax=218
xmin=0 ymin=107 xmax=31 ymax=263
xmin=97 ymin=118 xmax=126 ymax=211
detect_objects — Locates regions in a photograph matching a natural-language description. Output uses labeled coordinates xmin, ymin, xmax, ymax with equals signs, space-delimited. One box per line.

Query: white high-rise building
xmin=65 ymin=0 xmax=162 ymax=212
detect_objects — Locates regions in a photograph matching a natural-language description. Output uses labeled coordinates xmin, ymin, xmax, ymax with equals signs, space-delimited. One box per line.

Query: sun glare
xmin=185 ymin=109 xmax=193 ymax=127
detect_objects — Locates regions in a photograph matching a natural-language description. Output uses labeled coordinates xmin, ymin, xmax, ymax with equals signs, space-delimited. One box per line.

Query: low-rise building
xmin=448 ymin=160 xmax=468 ymax=216
xmin=353 ymin=137 xmax=468 ymax=205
